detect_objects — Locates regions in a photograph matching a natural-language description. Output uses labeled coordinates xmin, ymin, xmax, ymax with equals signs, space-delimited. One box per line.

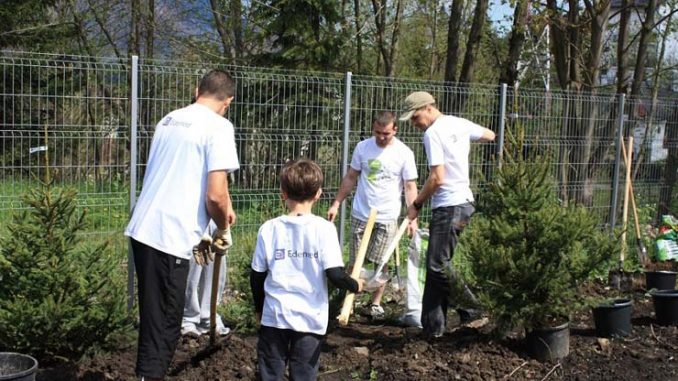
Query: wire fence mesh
xmin=2 ymin=52 xmax=677 ymax=295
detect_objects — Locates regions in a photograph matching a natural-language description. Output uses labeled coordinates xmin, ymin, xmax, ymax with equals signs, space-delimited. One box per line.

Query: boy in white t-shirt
xmin=250 ymin=159 xmax=364 ymax=381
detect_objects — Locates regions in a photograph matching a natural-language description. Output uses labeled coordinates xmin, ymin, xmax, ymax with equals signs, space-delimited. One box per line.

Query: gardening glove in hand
xmin=192 ymin=234 xmax=215 ymax=266
xmin=211 ymin=227 xmax=233 ymax=257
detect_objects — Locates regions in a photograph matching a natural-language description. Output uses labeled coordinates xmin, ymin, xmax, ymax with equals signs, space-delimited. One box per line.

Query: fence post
xmin=497 ymin=83 xmax=508 ymax=167
xmin=609 ymin=93 xmax=625 ymax=231
xmin=339 ymin=72 xmax=352 ymax=249
xmin=128 ymin=55 xmax=139 ymax=312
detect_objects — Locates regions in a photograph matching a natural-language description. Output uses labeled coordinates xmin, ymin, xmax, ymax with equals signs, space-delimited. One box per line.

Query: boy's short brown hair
xmin=280 ymin=159 xmax=323 ymax=202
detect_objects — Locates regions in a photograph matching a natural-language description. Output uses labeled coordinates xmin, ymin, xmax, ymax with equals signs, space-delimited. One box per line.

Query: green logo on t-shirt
xmin=367 ymin=159 xmax=382 ymax=183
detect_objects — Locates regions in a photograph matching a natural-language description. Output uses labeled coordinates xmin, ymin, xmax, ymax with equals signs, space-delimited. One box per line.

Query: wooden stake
xmin=620 ymin=137 xmax=633 ymax=264
xmin=337 ymin=208 xmax=377 ymax=326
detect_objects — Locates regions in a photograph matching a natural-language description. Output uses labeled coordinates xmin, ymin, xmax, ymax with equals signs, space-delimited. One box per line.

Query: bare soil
xmin=36 ymin=280 xmax=678 ymax=380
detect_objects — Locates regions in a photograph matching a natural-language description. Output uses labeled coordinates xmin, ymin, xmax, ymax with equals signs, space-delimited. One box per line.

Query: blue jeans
xmin=421 ymin=203 xmax=475 ymax=336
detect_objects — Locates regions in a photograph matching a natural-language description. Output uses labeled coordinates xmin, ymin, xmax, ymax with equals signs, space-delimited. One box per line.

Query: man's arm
xmin=406 ymin=165 xmax=445 ymax=221
xmin=250 ymin=269 xmax=267 ymax=321
xmin=206 ymin=170 xmax=236 ymax=229
xmin=476 ymin=127 xmax=496 ymax=142
xmin=403 ymin=180 xmax=419 ymax=235
xmin=327 ymin=167 xmax=360 ymax=222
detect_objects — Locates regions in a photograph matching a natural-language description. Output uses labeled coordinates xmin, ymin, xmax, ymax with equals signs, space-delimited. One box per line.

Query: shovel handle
xmin=338 ymin=208 xmax=377 ymax=326
xmin=209 ymin=253 xmax=222 ymax=346
xmin=373 ymin=218 xmax=410 ymax=276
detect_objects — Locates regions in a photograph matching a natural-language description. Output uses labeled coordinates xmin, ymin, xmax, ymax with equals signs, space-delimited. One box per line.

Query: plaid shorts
xmin=348 ymin=218 xmax=398 ymax=267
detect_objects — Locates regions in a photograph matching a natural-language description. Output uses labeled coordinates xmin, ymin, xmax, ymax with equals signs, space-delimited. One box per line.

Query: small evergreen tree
xmin=459 ymin=129 xmax=618 ymax=334
xmin=0 ymin=181 xmax=131 ymax=362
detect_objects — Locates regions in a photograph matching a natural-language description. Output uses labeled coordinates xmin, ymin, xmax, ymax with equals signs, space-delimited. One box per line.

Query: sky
xmin=488 ymin=0 xmax=514 ymax=34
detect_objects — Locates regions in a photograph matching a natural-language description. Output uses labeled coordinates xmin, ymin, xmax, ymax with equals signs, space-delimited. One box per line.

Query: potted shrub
xmin=458 ymin=131 xmax=618 ymax=362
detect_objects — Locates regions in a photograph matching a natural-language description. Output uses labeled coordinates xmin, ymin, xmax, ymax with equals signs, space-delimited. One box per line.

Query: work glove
xmin=211 ymin=227 xmax=233 ymax=257
xmin=192 ymin=234 xmax=215 ymax=266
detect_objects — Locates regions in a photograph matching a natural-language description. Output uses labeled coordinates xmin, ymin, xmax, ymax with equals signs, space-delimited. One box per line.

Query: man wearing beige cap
xmin=400 ymin=91 xmax=495 ymax=338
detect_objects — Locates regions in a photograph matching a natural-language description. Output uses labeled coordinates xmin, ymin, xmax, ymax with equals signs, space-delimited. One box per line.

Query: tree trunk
xmin=630 ymin=0 xmax=658 ymax=97
xmin=442 ymin=0 xmax=464 ymax=112
xmin=230 ymin=0 xmax=243 ymax=59
xmin=444 ymin=0 xmax=463 ymax=84
xmin=210 ymin=0 xmax=233 ymax=59
xmin=429 ymin=2 xmax=438 ymax=80
xmin=547 ymin=0 xmax=569 ymax=89
xmin=354 ymin=0 xmax=362 ymax=72
xmin=458 ymin=0 xmax=488 ymax=84
xmin=499 ymin=0 xmax=529 ymax=86
xmin=616 ymin=0 xmax=630 ymax=94
xmin=387 ymin=0 xmax=403 ymax=78
xmin=145 ymin=0 xmax=154 ymax=59
xmin=130 ymin=0 xmax=141 ymax=56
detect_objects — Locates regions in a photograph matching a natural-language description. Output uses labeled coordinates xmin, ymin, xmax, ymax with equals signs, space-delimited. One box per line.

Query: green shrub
xmin=458 ymin=131 xmax=619 ymax=334
xmin=0 ymin=181 xmax=132 ymax=362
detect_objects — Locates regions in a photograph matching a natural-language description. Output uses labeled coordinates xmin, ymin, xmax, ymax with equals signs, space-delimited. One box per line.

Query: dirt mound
xmin=36 ymin=284 xmax=678 ymax=380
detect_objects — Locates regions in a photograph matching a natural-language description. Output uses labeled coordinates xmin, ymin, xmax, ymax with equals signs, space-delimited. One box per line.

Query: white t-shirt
xmin=350 ymin=137 xmax=418 ymax=223
xmin=251 ymin=214 xmax=345 ymax=335
xmin=423 ymin=115 xmax=484 ymax=208
xmin=125 ymin=103 xmax=240 ymax=259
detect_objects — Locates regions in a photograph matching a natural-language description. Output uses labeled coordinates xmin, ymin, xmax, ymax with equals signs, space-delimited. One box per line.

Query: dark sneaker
xmin=456 ymin=308 xmax=481 ymax=324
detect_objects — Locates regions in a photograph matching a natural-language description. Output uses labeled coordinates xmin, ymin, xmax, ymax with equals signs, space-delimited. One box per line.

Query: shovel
xmin=364 ymin=218 xmax=410 ymax=292
xmin=392 ymin=245 xmax=403 ymax=291
xmin=621 ymin=138 xmax=648 ymax=265
xmin=338 ymin=209 xmax=378 ymax=326
xmin=209 ymin=233 xmax=230 ymax=346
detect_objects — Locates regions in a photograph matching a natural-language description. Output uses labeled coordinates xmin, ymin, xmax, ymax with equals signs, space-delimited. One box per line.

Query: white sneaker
xmin=369 ymin=304 xmax=385 ymax=319
xmin=198 ymin=320 xmax=231 ymax=336
xmin=181 ymin=323 xmax=201 ymax=337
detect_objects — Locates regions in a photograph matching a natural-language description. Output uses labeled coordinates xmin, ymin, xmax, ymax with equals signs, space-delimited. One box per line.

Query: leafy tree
xmin=0 ymin=0 xmax=75 ymax=50
xmin=0 ymin=181 xmax=131 ymax=362
xmin=251 ymin=0 xmax=348 ymax=70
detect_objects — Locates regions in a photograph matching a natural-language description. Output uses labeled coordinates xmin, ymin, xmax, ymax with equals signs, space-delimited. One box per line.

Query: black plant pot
xmin=651 ymin=289 xmax=678 ymax=326
xmin=525 ymin=321 xmax=570 ymax=362
xmin=592 ymin=298 xmax=632 ymax=337
xmin=0 ymin=352 xmax=38 ymax=381
xmin=645 ymin=271 xmax=677 ymax=291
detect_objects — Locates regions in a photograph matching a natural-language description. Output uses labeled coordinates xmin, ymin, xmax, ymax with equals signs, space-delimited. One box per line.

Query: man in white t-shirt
xmin=400 ymin=91 xmax=495 ymax=338
xmin=124 ymin=69 xmax=240 ymax=381
xmin=327 ymin=111 xmax=418 ymax=319
xmin=250 ymin=159 xmax=363 ymax=380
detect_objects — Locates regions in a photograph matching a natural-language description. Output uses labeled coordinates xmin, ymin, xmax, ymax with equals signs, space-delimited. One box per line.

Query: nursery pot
xmin=0 ymin=353 xmax=38 ymax=381
xmin=525 ymin=321 xmax=570 ymax=362
xmin=651 ymin=289 xmax=678 ymax=326
xmin=645 ymin=271 xmax=677 ymax=291
xmin=592 ymin=299 xmax=633 ymax=337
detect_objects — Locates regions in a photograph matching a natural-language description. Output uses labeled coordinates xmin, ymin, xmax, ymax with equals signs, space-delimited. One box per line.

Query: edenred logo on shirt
xmin=288 ymin=250 xmax=319 ymax=259
xmin=274 ymin=249 xmax=285 ymax=260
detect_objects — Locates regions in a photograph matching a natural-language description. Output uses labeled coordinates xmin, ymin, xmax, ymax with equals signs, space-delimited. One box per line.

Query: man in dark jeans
xmin=399 ymin=91 xmax=495 ymax=338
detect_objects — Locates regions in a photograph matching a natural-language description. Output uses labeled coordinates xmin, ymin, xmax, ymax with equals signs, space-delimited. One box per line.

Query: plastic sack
xmin=655 ymin=215 xmax=678 ymax=261
xmin=399 ymin=228 xmax=428 ymax=328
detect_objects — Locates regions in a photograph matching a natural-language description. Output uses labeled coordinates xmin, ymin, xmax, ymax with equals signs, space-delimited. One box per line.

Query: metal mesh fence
xmin=2 ymin=51 xmax=677 ymax=300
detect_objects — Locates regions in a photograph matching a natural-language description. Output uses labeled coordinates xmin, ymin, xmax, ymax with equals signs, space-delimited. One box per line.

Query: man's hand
xmin=406 ymin=204 xmax=420 ymax=222
xmin=326 ymin=203 xmax=339 ymax=222
xmin=407 ymin=218 xmax=419 ymax=237
xmin=192 ymin=234 xmax=215 ymax=266
xmin=212 ymin=227 xmax=233 ymax=256
xmin=356 ymin=278 xmax=365 ymax=293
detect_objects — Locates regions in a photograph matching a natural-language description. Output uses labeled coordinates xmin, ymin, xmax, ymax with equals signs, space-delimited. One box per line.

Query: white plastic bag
xmin=400 ymin=228 xmax=428 ymax=328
